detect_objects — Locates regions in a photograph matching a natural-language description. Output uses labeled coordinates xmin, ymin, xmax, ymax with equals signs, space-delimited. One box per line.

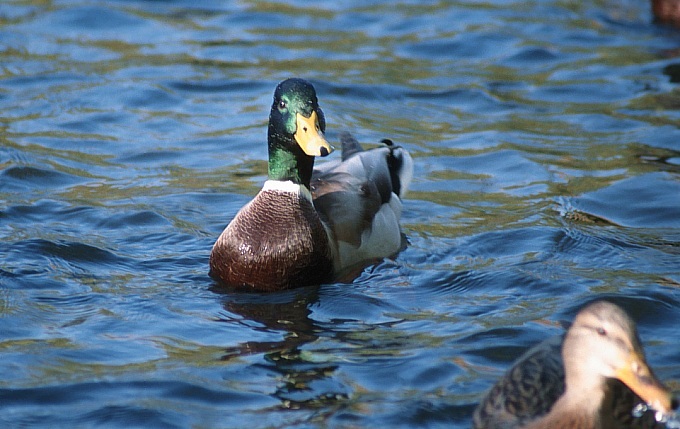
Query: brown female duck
xmin=473 ymin=301 xmax=675 ymax=429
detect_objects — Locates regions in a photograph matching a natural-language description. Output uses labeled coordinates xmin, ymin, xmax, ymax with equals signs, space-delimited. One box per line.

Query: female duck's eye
xmin=596 ymin=327 xmax=606 ymax=336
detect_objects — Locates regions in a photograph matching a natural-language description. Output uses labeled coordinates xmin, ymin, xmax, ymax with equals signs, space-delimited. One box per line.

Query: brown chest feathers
xmin=209 ymin=189 xmax=334 ymax=291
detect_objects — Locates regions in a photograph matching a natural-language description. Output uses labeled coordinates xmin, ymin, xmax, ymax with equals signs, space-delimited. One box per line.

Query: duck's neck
xmin=552 ymin=354 xmax=606 ymax=428
xmin=268 ymin=143 xmax=314 ymax=188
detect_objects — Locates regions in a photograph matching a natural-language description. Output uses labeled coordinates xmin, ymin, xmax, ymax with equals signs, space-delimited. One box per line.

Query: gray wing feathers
xmin=311 ymin=132 xmax=411 ymax=248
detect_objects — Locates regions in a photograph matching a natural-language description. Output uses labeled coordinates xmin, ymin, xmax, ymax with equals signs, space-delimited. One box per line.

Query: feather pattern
xmin=210 ymin=182 xmax=334 ymax=291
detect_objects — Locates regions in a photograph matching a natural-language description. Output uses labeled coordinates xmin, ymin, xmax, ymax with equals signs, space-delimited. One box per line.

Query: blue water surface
xmin=1 ymin=0 xmax=680 ymax=428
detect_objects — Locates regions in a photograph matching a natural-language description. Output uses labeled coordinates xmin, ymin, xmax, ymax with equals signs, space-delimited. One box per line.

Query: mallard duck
xmin=473 ymin=301 xmax=675 ymax=429
xmin=209 ymin=78 xmax=413 ymax=291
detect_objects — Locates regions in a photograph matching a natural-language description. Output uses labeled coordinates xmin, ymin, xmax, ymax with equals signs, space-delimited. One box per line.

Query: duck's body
xmin=473 ymin=301 xmax=674 ymax=429
xmin=210 ymin=78 xmax=413 ymax=291
xmin=210 ymin=180 xmax=334 ymax=291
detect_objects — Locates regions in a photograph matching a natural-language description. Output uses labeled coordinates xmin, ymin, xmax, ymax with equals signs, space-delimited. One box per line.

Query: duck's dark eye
xmin=278 ymin=100 xmax=286 ymax=109
xmin=596 ymin=327 xmax=607 ymax=336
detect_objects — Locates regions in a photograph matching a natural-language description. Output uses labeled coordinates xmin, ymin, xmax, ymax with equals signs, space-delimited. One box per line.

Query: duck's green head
xmin=267 ymin=78 xmax=333 ymax=185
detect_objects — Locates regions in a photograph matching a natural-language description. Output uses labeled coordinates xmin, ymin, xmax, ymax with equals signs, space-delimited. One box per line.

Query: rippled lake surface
xmin=2 ymin=0 xmax=680 ymax=427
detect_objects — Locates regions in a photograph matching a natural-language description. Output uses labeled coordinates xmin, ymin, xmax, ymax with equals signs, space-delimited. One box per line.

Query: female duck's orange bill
xmin=615 ymin=351 xmax=674 ymax=415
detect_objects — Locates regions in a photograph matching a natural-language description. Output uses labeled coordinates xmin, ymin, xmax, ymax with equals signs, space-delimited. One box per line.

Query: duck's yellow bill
xmin=295 ymin=111 xmax=333 ymax=157
xmin=616 ymin=352 xmax=673 ymax=414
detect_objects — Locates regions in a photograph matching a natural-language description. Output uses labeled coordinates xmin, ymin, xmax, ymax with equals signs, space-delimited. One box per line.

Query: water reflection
xmin=214 ymin=286 xmax=320 ymax=358
xmin=212 ymin=285 xmax=350 ymax=411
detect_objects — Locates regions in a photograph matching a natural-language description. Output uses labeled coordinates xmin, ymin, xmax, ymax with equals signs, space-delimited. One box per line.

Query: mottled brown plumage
xmin=474 ymin=336 xmax=565 ymax=429
xmin=473 ymin=301 xmax=674 ymax=429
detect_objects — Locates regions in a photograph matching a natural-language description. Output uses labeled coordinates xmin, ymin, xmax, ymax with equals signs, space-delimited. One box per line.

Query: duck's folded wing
xmin=330 ymin=131 xmax=411 ymax=199
xmin=311 ymin=171 xmax=382 ymax=246
xmin=311 ymin=132 xmax=412 ymax=270
xmin=473 ymin=335 xmax=565 ymax=429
